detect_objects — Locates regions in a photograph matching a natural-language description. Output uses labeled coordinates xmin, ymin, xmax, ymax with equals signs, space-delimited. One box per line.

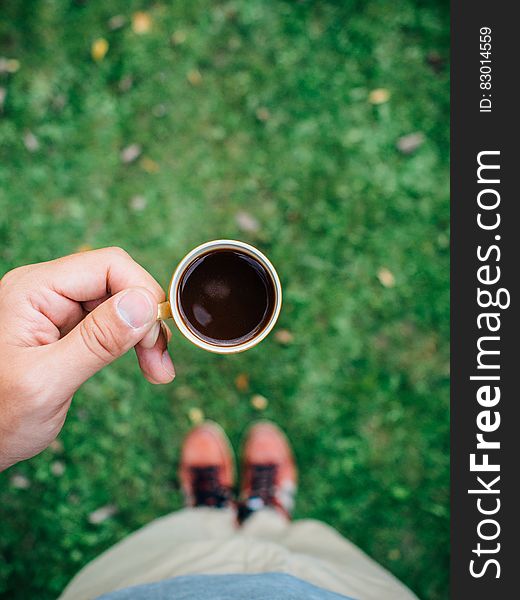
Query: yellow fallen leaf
xmin=189 ymin=407 xmax=204 ymax=424
xmin=140 ymin=156 xmax=160 ymax=173
xmin=187 ymin=69 xmax=202 ymax=86
xmin=91 ymin=38 xmax=109 ymax=62
xmin=132 ymin=11 xmax=152 ymax=34
xmin=378 ymin=267 xmax=395 ymax=288
xmin=76 ymin=243 xmax=94 ymax=253
xmin=251 ymin=394 xmax=268 ymax=410
xmin=368 ymin=88 xmax=390 ymax=105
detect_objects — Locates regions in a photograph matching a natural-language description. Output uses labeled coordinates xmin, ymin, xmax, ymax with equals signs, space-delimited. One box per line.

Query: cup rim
xmin=168 ymin=239 xmax=282 ymax=354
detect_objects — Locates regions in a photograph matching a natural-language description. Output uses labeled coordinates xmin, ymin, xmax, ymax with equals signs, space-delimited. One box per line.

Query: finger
xmin=161 ymin=321 xmax=173 ymax=343
xmin=59 ymin=303 xmax=87 ymax=337
xmin=82 ymin=294 xmax=111 ymax=313
xmin=29 ymin=288 xmax=87 ymax=336
xmin=47 ymin=287 xmax=158 ymax=395
xmin=38 ymin=247 xmax=165 ymax=305
xmin=140 ymin=321 xmax=161 ymax=349
xmin=135 ymin=326 xmax=175 ymax=384
xmin=136 ymin=318 xmax=171 ymax=351
xmin=57 ymin=294 xmax=111 ymax=337
xmin=26 ymin=248 xmax=165 ymax=336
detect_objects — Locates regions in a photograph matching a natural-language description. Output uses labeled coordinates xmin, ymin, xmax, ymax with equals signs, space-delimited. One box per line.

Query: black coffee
xmin=178 ymin=250 xmax=275 ymax=345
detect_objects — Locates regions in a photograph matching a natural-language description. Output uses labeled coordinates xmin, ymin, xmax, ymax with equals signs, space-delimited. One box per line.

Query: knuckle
xmin=1 ymin=265 xmax=26 ymax=287
xmin=146 ymin=281 xmax=165 ymax=303
xmin=0 ymin=267 xmax=33 ymax=308
xmin=107 ymin=246 xmax=130 ymax=260
xmin=79 ymin=313 xmax=121 ymax=362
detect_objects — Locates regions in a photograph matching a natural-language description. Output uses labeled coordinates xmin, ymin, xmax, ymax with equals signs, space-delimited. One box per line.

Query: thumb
xmin=51 ymin=287 xmax=157 ymax=393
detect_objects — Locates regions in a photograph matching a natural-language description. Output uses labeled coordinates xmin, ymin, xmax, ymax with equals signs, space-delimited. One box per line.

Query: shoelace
xmin=190 ymin=466 xmax=231 ymax=508
xmin=237 ymin=463 xmax=281 ymax=523
xmin=250 ymin=463 xmax=277 ymax=504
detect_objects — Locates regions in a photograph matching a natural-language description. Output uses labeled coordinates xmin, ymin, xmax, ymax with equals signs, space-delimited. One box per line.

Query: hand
xmin=0 ymin=247 xmax=175 ymax=471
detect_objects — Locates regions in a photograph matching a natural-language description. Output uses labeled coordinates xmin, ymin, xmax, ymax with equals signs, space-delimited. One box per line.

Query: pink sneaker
xmin=238 ymin=421 xmax=297 ymax=523
xmin=179 ymin=421 xmax=235 ymax=508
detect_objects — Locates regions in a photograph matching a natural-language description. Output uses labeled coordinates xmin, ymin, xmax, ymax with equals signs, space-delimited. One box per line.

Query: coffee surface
xmin=178 ymin=250 xmax=275 ymax=345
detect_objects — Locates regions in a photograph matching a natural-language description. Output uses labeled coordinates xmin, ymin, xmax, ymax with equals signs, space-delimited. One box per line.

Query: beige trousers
xmin=59 ymin=508 xmax=418 ymax=600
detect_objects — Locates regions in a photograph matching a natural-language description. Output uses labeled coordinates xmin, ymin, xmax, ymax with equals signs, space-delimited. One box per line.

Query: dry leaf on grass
xmin=388 ymin=548 xmax=401 ymax=561
xmin=189 ymin=407 xmax=204 ymax=424
xmin=91 ymin=39 xmax=109 ymax=62
xmin=378 ymin=267 xmax=396 ymax=288
xmin=119 ymin=76 xmax=134 ymax=93
xmin=171 ymin=31 xmax=187 ymax=46
xmin=140 ymin=156 xmax=160 ymax=173
xmin=274 ymin=329 xmax=293 ymax=345
xmin=49 ymin=439 xmax=64 ymax=453
xmin=255 ymin=107 xmax=270 ymax=122
xmin=76 ymin=243 xmax=93 ymax=253
xmin=23 ymin=131 xmax=39 ymax=152
xmin=51 ymin=461 xmax=66 ymax=477
xmin=121 ymin=144 xmax=142 ymax=164
xmin=0 ymin=57 xmax=20 ymax=74
xmin=129 ymin=195 xmax=147 ymax=212
xmin=108 ymin=15 xmax=126 ymax=31
xmin=396 ymin=132 xmax=424 ymax=154
xmin=251 ymin=394 xmax=268 ymax=410
xmin=235 ymin=373 xmax=250 ymax=392
xmin=132 ymin=12 xmax=152 ymax=34
xmin=235 ymin=211 xmax=260 ymax=233
xmin=10 ymin=474 xmax=30 ymax=489
xmin=368 ymin=88 xmax=390 ymax=105
xmin=187 ymin=69 xmax=202 ymax=86
xmin=88 ymin=504 xmax=118 ymax=525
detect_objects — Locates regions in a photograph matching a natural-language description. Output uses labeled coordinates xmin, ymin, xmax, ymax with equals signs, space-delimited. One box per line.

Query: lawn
xmin=0 ymin=1 xmax=449 ymax=599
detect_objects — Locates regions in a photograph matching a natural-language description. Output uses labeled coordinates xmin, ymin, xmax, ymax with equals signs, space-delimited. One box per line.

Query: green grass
xmin=0 ymin=1 xmax=449 ymax=598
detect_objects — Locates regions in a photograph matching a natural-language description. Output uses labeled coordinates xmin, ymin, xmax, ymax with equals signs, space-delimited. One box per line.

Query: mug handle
xmin=157 ymin=301 xmax=172 ymax=321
